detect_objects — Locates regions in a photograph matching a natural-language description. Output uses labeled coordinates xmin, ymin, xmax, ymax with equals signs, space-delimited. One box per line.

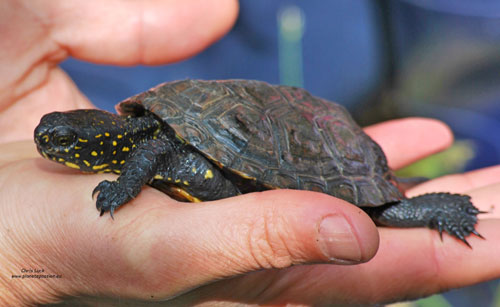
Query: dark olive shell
xmin=117 ymin=79 xmax=402 ymax=207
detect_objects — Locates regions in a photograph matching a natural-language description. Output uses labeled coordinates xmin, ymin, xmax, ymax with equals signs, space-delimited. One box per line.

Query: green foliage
xmin=396 ymin=140 xmax=475 ymax=179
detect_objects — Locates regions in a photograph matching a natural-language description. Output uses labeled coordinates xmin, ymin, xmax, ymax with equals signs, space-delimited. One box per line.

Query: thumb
xmin=197 ymin=190 xmax=379 ymax=268
xmin=114 ymin=189 xmax=379 ymax=299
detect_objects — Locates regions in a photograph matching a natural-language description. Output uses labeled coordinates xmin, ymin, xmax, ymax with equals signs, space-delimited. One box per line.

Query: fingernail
xmin=318 ymin=214 xmax=362 ymax=263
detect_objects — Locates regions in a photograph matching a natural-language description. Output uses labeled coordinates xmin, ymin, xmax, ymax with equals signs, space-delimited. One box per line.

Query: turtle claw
xmin=460 ymin=238 xmax=472 ymax=249
xmin=376 ymin=193 xmax=483 ymax=247
xmin=109 ymin=206 xmax=115 ymax=220
xmin=472 ymin=229 xmax=485 ymax=239
xmin=424 ymin=193 xmax=482 ymax=247
xmin=93 ymin=180 xmax=131 ymax=218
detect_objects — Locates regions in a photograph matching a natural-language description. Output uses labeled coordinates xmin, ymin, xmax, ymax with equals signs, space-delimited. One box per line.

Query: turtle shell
xmin=117 ymin=79 xmax=402 ymax=207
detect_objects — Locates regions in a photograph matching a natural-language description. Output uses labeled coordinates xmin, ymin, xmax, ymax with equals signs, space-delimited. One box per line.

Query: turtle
xmin=34 ymin=79 xmax=482 ymax=245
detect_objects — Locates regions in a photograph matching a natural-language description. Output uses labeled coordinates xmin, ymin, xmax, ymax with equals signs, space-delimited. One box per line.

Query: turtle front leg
xmin=365 ymin=193 xmax=483 ymax=246
xmin=93 ymin=138 xmax=170 ymax=218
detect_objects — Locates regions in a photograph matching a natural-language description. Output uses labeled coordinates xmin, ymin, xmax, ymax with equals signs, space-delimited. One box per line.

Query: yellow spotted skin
xmin=34 ymin=96 xmax=246 ymax=211
xmin=33 ymin=77 xmax=484 ymax=243
xmin=33 ymin=85 xmax=267 ymax=217
xmin=65 ymin=162 xmax=80 ymax=169
xmin=204 ymin=170 xmax=213 ymax=179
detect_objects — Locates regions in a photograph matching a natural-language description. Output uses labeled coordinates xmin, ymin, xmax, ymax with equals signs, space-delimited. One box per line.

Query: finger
xmin=48 ymin=0 xmax=239 ymax=64
xmin=410 ymin=181 xmax=500 ymax=218
xmin=408 ymin=165 xmax=500 ymax=195
xmin=404 ymin=165 xmax=500 ymax=216
xmin=364 ymin=118 xmax=453 ymax=170
xmin=175 ymin=220 xmax=500 ymax=306
xmin=467 ymin=183 xmax=500 ymax=218
xmin=0 ymin=141 xmax=39 ymax=165
xmin=84 ymin=188 xmax=380 ymax=300
xmin=342 ymin=221 xmax=500 ymax=304
xmin=0 ymin=69 xmax=95 ymax=143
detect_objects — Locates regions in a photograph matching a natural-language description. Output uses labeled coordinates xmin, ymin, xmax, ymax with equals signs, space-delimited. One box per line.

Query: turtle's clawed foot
xmin=431 ymin=195 xmax=484 ymax=247
xmin=92 ymin=180 xmax=132 ymax=218
xmin=368 ymin=193 xmax=484 ymax=247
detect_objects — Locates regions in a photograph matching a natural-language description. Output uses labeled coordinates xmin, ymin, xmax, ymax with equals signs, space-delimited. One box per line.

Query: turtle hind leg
xmin=365 ymin=193 xmax=484 ymax=247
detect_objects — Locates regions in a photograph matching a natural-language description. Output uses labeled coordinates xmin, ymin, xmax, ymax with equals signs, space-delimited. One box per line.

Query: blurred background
xmin=60 ymin=1 xmax=500 ymax=306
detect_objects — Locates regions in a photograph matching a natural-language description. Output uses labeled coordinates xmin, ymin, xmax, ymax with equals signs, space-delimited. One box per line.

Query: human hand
xmin=161 ymin=119 xmax=500 ymax=306
xmin=2 ymin=119 xmax=500 ymax=306
xmin=0 ymin=0 xmax=238 ymax=143
xmin=3 ymin=1 xmax=500 ymax=306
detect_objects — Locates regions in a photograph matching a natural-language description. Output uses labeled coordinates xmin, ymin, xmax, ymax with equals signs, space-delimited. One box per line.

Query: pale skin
xmin=2 ymin=0 xmax=500 ymax=306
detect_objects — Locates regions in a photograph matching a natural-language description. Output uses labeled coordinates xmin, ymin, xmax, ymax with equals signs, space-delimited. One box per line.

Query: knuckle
xmin=244 ymin=202 xmax=294 ymax=270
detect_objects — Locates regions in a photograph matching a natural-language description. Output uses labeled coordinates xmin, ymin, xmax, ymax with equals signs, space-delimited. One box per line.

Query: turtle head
xmin=34 ymin=109 xmax=130 ymax=173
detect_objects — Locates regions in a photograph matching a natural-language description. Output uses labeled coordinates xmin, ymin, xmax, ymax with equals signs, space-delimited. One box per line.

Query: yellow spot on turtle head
xmin=58 ymin=158 xmax=65 ymax=162
xmin=100 ymin=151 xmax=104 ymax=155
xmin=167 ymin=177 xmax=172 ymax=181
xmin=117 ymin=134 xmax=123 ymax=139
xmin=112 ymin=160 xmax=117 ymax=164
xmin=183 ymin=180 xmax=189 ymax=186
xmin=92 ymin=164 xmax=109 ymax=170
xmin=100 ymin=121 xmax=105 ymax=124
xmin=91 ymin=151 xmax=98 ymax=157
xmin=42 ymin=135 xmax=49 ymax=142
xmin=154 ymin=175 xmax=164 ymax=180
xmin=113 ymin=169 xmax=121 ymax=174
xmin=113 ymin=151 xmax=117 ymax=155
xmin=64 ymin=148 xmax=70 ymax=153
xmin=122 ymin=147 xmax=130 ymax=152
xmin=74 ymin=146 xmax=82 ymax=150
xmin=175 ymin=179 xmax=181 ymax=183
xmin=78 ymin=138 xmax=88 ymax=143
xmin=105 ymin=132 xmax=110 ymax=137
xmin=75 ymin=153 xmax=80 ymax=158
xmin=204 ymin=170 xmax=214 ymax=179
xmin=100 ymin=141 xmax=104 ymax=146
xmin=120 ymin=160 xmax=126 ymax=165
xmin=65 ymin=162 xmax=80 ymax=169
xmin=95 ymin=134 xmax=102 ymax=138
xmin=112 ymin=141 xmax=117 ymax=146
xmin=83 ymin=160 xmax=91 ymax=167
xmin=112 ymin=121 xmax=116 ymax=125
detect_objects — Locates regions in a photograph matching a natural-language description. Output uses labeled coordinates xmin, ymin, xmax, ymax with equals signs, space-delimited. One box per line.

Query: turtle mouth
xmin=34 ymin=139 xmax=62 ymax=161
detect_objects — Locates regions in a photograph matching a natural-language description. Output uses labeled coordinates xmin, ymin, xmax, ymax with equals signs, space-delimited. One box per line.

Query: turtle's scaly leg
xmin=365 ymin=193 xmax=484 ymax=247
xmin=93 ymin=138 xmax=171 ymax=217
xmin=151 ymin=149 xmax=241 ymax=202
xmin=93 ymin=138 xmax=240 ymax=217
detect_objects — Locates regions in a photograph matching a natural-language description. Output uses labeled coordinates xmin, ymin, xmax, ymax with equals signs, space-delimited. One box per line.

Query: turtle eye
xmin=56 ymin=135 xmax=72 ymax=147
xmin=52 ymin=129 xmax=76 ymax=147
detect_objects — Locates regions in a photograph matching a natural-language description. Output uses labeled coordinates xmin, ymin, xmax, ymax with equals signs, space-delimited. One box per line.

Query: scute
xmin=117 ymin=79 xmax=403 ymax=207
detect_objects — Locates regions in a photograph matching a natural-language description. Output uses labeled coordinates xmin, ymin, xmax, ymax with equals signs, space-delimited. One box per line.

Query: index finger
xmin=364 ymin=118 xmax=453 ymax=170
xmin=48 ymin=0 xmax=239 ymax=64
